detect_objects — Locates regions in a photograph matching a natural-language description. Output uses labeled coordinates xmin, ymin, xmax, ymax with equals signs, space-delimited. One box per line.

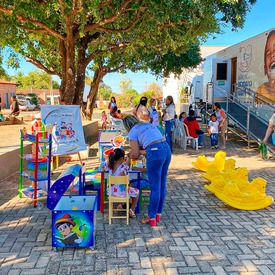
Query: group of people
xmin=180 ymin=102 xmax=227 ymax=150
xmin=102 ymin=95 xmax=174 ymax=226
xmin=133 ymin=95 xmax=175 ymax=152
xmin=101 ymin=97 xmax=122 ymax=130
xmin=102 ymin=94 xmax=231 ymax=226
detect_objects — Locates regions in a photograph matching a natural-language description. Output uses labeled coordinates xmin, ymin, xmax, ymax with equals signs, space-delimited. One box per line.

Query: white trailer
xmin=202 ymin=28 xmax=275 ymax=103
xmin=190 ymin=74 xmax=203 ymax=103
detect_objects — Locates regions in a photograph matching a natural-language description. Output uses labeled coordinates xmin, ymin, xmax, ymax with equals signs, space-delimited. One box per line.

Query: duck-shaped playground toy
xmin=192 ymin=151 xmax=227 ymax=172
xmin=193 ymin=151 xmax=273 ymax=210
xmin=215 ymin=177 xmax=273 ymax=210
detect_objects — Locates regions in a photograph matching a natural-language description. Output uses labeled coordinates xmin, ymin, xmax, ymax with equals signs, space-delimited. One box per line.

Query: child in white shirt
xmin=208 ymin=114 xmax=219 ymax=149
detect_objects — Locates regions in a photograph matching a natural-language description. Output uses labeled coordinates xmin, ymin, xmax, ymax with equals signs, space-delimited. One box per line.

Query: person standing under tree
xmin=108 ymin=96 xmax=117 ymax=115
xmin=162 ymin=95 xmax=175 ymax=152
xmin=133 ymin=96 xmax=150 ymax=122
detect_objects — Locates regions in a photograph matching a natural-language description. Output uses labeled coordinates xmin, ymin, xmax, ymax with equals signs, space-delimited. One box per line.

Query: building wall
xmin=0 ymin=83 xmax=17 ymax=110
xmin=163 ymin=73 xmax=180 ymax=104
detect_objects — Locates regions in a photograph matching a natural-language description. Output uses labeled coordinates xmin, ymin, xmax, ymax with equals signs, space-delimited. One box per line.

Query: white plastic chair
xmin=182 ymin=123 xmax=198 ymax=150
xmin=172 ymin=119 xmax=180 ymax=143
xmin=177 ymin=121 xmax=185 ymax=148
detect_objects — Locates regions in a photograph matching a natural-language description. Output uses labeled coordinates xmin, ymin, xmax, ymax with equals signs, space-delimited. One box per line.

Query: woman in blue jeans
xmin=123 ymin=115 xmax=171 ymax=226
xmin=162 ymin=95 xmax=175 ymax=152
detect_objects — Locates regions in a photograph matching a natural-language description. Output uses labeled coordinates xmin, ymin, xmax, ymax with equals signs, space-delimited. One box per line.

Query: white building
xmin=162 ymin=46 xmax=228 ymax=112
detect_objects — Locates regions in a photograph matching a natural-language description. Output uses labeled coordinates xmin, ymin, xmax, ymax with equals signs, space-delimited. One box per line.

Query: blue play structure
xmin=47 ymin=164 xmax=97 ymax=251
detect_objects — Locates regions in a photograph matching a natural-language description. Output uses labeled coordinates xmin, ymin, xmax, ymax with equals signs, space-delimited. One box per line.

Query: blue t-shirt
xmin=128 ymin=123 xmax=163 ymax=149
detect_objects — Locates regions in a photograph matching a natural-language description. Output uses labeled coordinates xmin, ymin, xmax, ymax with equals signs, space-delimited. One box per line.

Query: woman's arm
xmin=263 ymin=123 xmax=274 ymax=143
xmin=219 ymin=110 xmax=226 ymax=127
xmin=128 ymin=140 xmax=140 ymax=159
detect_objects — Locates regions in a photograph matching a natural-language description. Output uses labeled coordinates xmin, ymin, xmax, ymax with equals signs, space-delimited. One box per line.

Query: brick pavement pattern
xmin=1 ymin=133 xmax=275 ymax=275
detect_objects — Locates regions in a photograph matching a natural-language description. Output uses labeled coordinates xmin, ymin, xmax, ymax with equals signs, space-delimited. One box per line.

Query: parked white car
xmin=19 ymin=99 xmax=36 ymax=111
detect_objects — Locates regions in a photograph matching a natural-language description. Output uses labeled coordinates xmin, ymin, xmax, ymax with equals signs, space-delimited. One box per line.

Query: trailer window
xmin=216 ymin=63 xmax=227 ymax=80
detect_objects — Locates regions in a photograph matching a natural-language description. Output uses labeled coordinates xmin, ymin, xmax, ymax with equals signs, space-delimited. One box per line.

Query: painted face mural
xmin=264 ymin=32 xmax=275 ymax=81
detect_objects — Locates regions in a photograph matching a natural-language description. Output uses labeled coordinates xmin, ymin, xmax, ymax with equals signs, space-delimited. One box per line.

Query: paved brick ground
xmin=1 ymin=132 xmax=275 ymax=275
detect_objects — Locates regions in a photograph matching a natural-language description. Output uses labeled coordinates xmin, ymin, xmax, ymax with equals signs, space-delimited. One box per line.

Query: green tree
xmin=116 ymin=88 xmax=138 ymax=108
xmin=0 ymin=0 xmax=256 ymax=119
xmin=119 ymin=78 xmax=132 ymax=93
xmin=98 ymin=83 xmax=112 ymax=101
xmin=11 ymin=71 xmax=60 ymax=89
xmin=145 ymin=82 xmax=163 ymax=99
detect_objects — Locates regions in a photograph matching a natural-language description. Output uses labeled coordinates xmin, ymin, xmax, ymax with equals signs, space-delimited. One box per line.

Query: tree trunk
xmin=59 ymin=28 xmax=76 ymax=104
xmin=85 ymin=66 xmax=106 ymax=119
xmin=74 ymin=63 xmax=85 ymax=105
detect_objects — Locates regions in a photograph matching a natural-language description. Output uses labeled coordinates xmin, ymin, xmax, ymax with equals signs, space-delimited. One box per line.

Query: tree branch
xmin=58 ymin=0 xmax=65 ymax=15
xmin=98 ymin=0 xmax=113 ymax=10
xmin=18 ymin=25 xmax=49 ymax=34
xmin=107 ymin=64 xmax=125 ymax=73
xmin=72 ymin=0 xmax=84 ymax=18
xmin=94 ymin=8 xmax=142 ymax=34
xmin=83 ymin=0 xmax=134 ymax=33
xmin=84 ymin=43 xmax=128 ymax=67
xmin=0 ymin=6 xmax=64 ymax=40
xmin=26 ymin=57 xmax=61 ymax=77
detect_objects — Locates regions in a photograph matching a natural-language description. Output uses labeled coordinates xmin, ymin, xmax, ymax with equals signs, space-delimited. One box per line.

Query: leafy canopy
xmin=0 ymin=0 xmax=257 ymax=105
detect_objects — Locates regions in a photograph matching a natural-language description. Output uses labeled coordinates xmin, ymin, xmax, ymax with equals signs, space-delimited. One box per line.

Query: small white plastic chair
xmin=177 ymin=121 xmax=185 ymax=148
xmin=182 ymin=123 xmax=198 ymax=150
xmin=172 ymin=119 xmax=180 ymax=143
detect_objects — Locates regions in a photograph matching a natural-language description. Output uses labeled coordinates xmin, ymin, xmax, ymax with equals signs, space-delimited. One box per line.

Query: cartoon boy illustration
xmin=54 ymin=213 xmax=83 ymax=246
xmin=256 ymin=30 xmax=275 ymax=102
xmin=60 ymin=121 xmax=67 ymax=129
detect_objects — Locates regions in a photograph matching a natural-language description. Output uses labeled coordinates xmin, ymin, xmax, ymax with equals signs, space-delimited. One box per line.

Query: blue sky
xmin=5 ymin=0 xmax=275 ymax=93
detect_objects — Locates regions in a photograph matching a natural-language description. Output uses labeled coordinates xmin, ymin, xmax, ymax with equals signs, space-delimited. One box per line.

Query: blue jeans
xmin=165 ymin=120 xmax=174 ymax=152
xmin=198 ymin=134 xmax=204 ymax=146
xmin=146 ymin=141 xmax=171 ymax=219
xmin=131 ymin=179 xmax=150 ymax=189
xmin=210 ymin=133 xmax=218 ymax=146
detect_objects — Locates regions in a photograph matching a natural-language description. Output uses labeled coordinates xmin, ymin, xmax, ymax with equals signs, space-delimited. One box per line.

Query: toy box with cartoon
xmin=47 ymin=164 xmax=97 ymax=251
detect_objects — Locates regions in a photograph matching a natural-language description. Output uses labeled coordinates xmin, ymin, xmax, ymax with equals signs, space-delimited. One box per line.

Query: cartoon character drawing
xmin=67 ymin=122 xmax=73 ymax=130
xmin=111 ymin=135 xmax=125 ymax=147
xmin=60 ymin=121 xmax=67 ymax=129
xmin=67 ymin=129 xmax=75 ymax=139
xmin=54 ymin=213 xmax=83 ymax=246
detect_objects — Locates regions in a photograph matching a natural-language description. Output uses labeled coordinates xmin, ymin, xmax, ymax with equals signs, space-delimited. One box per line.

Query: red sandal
xmin=156 ymin=214 xmax=161 ymax=223
xmin=140 ymin=217 xmax=156 ymax=226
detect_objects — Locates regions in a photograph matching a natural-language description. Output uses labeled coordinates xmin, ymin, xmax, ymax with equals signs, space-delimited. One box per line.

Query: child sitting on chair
xmin=103 ymin=148 xmax=139 ymax=218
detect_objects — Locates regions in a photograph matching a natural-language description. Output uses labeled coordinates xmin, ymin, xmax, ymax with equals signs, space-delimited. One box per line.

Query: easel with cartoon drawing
xmin=41 ymin=105 xmax=86 ymax=168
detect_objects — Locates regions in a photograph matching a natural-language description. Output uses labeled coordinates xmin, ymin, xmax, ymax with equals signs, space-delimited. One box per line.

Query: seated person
xmin=102 ymin=148 xmax=139 ymax=218
xmin=184 ymin=110 xmax=204 ymax=148
xmin=9 ymin=95 xmax=20 ymax=117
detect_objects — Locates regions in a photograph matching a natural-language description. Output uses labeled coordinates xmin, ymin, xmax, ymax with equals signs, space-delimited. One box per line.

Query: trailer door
xmin=212 ymin=58 xmax=231 ymax=101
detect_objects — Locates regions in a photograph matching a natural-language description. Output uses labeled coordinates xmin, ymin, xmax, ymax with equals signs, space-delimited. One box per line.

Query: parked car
xmin=19 ymin=99 xmax=36 ymax=111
